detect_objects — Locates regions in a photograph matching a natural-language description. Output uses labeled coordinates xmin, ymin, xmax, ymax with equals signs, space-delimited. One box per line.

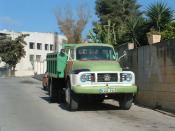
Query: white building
xmin=0 ymin=30 xmax=67 ymax=76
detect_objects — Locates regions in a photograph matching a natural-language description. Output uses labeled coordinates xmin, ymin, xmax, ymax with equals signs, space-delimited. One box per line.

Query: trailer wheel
xmin=57 ymin=89 xmax=64 ymax=103
xmin=119 ymin=94 xmax=133 ymax=110
xmin=48 ymin=78 xmax=51 ymax=94
xmin=43 ymin=85 xmax=47 ymax=91
xmin=65 ymin=79 xmax=79 ymax=111
xmin=49 ymin=78 xmax=58 ymax=103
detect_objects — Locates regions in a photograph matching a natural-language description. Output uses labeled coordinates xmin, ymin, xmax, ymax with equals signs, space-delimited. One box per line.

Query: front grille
xmin=97 ymin=73 xmax=118 ymax=82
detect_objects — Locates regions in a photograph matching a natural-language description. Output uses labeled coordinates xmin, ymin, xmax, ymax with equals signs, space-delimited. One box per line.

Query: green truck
xmin=46 ymin=43 xmax=137 ymax=110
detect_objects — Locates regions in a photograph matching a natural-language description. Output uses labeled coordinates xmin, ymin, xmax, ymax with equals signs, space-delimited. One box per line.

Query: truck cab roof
xmin=63 ymin=43 xmax=114 ymax=49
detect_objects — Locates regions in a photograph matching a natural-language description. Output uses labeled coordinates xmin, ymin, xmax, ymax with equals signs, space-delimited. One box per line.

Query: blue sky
xmin=0 ymin=0 xmax=175 ymax=38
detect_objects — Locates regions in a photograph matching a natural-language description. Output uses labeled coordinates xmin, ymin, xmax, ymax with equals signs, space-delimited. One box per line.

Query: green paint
xmin=72 ymin=61 xmax=122 ymax=72
xmin=46 ymin=52 xmax=67 ymax=78
xmin=72 ymin=85 xmax=137 ymax=94
xmin=57 ymin=54 xmax=67 ymax=78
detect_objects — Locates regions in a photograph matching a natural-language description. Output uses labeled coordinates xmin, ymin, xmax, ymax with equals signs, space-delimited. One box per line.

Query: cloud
xmin=0 ymin=16 xmax=20 ymax=26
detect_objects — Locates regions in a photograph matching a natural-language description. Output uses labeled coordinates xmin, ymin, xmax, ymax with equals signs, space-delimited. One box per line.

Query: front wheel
xmin=118 ymin=94 xmax=133 ymax=110
xmin=65 ymin=80 xmax=79 ymax=111
xmin=43 ymin=85 xmax=47 ymax=91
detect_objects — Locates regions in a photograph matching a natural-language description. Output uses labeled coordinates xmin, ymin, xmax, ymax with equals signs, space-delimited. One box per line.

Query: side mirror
xmin=118 ymin=50 xmax=128 ymax=62
xmin=123 ymin=50 xmax=127 ymax=57
xmin=115 ymin=52 xmax=118 ymax=60
xmin=60 ymin=49 xmax=65 ymax=56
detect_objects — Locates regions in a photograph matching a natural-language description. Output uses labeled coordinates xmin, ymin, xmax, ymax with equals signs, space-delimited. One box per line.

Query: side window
xmin=64 ymin=48 xmax=71 ymax=61
xmin=70 ymin=49 xmax=74 ymax=60
xmin=64 ymin=47 xmax=74 ymax=61
xmin=67 ymin=49 xmax=74 ymax=61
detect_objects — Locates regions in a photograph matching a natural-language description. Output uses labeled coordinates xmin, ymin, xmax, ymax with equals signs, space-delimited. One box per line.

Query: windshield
xmin=76 ymin=46 xmax=116 ymax=60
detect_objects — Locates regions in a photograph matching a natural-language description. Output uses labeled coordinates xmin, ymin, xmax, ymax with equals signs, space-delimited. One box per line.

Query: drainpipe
xmin=54 ymin=32 xmax=58 ymax=52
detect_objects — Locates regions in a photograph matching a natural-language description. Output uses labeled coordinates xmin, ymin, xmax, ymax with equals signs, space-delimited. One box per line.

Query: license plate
xmin=99 ymin=88 xmax=116 ymax=93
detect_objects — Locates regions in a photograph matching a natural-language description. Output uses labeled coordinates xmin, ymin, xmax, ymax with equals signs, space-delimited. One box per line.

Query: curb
xmin=154 ymin=109 xmax=175 ymax=118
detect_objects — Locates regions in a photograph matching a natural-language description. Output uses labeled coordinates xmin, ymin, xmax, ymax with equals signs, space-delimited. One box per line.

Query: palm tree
xmin=146 ymin=2 xmax=174 ymax=32
xmin=127 ymin=17 xmax=144 ymax=47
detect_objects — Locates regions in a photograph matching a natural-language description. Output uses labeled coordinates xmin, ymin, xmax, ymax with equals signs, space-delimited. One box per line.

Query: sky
xmin=0 ymin=0 xmax=175 ymax=38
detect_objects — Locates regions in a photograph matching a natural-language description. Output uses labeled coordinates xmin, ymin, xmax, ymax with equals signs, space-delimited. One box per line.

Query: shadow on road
xmin=58 ymin=102 xmax=120 ymax=111
xmin=40 ymin=92 xmax=120 ymax=111
xmin=58 ymin=102 xmax=120 ymax=112
xmin=20 ymin=80 xmax=39 ymax=84
xmin=40 ymin=96 xmax=51 ymax=103
xmin=77 ymin=102 xmax=120 ymax=111
xmin=40 ymin=95 xmax=120 ymax=111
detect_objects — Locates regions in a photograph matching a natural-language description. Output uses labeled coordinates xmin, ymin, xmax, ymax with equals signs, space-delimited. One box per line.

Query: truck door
xmin=65 ymin=49 xmax=74 ymax=79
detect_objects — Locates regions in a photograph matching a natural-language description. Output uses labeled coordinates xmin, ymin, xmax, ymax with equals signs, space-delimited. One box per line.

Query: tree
xmin=94 ymin=0 xmax=142 ymax=46
xmin=92 ymin=0 xmax=175 ymax=47
xmin=96 ymin=0 xmax=141 ymax=24
xmin=146 ymin=2 xmax=174 ymax=32
xmin=161 ymin=22 xmax=175 ymax=40
xmin=55 ymin=4 xmax=89 ymax=44
xmin=126 ymin=17 xmax=142 ymax=47
xmin=0 ymin=34 xmax=28 ymax=70
xmin=88 ymin=20 xmax=117 ymax=45
xmin=87 ymin=23 xmax=104 ymax=43
xmin=126 ymin=17 xmax=151 ymax=46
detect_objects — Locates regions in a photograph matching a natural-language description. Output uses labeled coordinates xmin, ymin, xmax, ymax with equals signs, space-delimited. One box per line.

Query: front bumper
xmin=72 ymin=85 xmax=137 ymax=94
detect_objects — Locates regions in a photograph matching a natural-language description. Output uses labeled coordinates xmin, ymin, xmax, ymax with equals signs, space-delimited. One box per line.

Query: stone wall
xmin=119 ymin=40 xmax=175 ymax=114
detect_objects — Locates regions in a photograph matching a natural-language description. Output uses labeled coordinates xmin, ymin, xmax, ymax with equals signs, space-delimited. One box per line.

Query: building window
xmin=29 ymin=55 xmax=34 ymax=69
xmin=45 ymin=44 xmax=48 ymax=50
xmin=50 ymin=44 xmax=53 ymax=51
xmin=37 ymin=43 xmax=42 ymax=50
xmin=36 ymin=55 xmax=41 ymax=62
xmin=29 ymin=55 xmax=34 ymax=62
xmin=29 ymin=42 xmax=35 ymax=49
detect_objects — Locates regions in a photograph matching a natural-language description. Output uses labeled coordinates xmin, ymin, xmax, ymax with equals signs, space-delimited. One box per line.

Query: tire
xmin=43 ymin=85 xmax=47 ymax=91
xmin=57 ymin=89 xmax=64 ymax=103
xmin=92 ymin=96 xmax=104 ymax=103
xmin=65 ymin=79 xmax=79 ymax=111
xmin=48 ymin=78 xmax=51 ymax=94
xmin=119 ymin=94 xmax=133 ymax=110
xmin=49 ymin=78 xmax=58 ymax=103
xmin=95 ymin=98 xmax=104 ymax=103
xmin=49 ymin=78 xmax=65 ymax=103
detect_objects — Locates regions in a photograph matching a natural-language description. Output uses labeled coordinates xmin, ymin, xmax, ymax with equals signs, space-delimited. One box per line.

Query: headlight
xmin=120 ymin=73 xmax=132 ymax=82
xmin=80 ymin=73 xmax=95 ymax=82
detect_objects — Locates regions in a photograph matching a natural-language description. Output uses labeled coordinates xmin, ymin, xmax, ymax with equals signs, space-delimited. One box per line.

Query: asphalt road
xmin=0 ymin=77 xmax=175 ymax=131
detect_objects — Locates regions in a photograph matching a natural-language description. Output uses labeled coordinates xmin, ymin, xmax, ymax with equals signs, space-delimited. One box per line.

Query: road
xmin=0 ymin=77 xmax=175 ymax=131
